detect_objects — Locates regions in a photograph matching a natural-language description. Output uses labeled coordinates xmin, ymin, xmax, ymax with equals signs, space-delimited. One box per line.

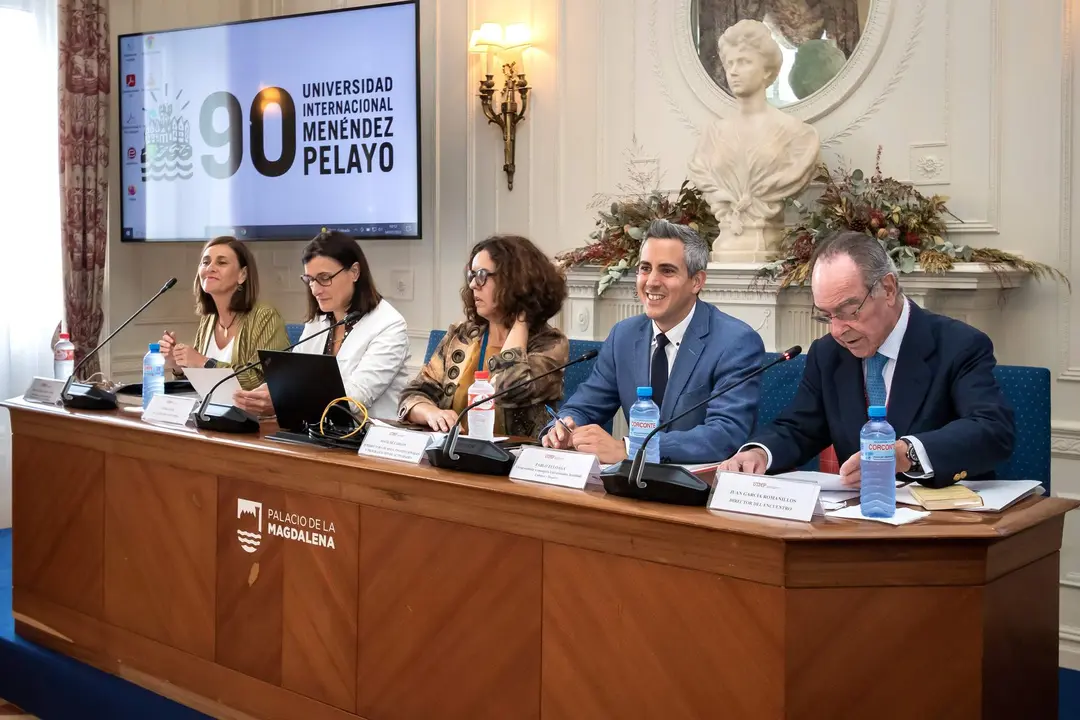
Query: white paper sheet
xmin=182 ymin=367 xmax=243 ymax=405
xmin=827 ymin=504 xmax=930 ymax=525
xmin=775 ymin=470 xmax=856 ymax=492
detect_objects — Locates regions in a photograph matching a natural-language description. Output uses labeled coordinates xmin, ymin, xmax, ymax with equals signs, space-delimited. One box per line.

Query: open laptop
xmin=259 ymin=350 xmax=351 ymax=438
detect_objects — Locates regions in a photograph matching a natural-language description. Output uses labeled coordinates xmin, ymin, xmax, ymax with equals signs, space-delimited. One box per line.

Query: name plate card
xmin=709 ymin=471 xmax=824 ymax=522
xmin=358 ymin=425 xmax=431 ymax=465
xmin=510 ymin=447 xmax=599 ymax=490
xmin=23 ymin=376 xmax=65 ymax=406
xmin=142 ymin=394 xmax=198 ymax=427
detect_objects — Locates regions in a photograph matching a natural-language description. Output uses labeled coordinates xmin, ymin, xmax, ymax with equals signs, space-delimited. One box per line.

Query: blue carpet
xmin=0 ymin=528 xmax=209 ymax=719
xmin=2 ymin=527 xmax=1080 ymax=718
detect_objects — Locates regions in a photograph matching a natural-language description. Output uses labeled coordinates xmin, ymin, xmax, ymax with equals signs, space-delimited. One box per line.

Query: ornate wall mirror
xmin=673 ymin=0 xmax=894 ymax=123
xmin=691 ymin=0 xmax=873 ymax=106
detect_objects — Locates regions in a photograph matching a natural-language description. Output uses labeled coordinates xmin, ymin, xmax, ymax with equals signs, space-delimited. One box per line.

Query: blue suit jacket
xmin=550 ymin=300 xmax=765 ymax=463
xmin=750 ymin=302 xmax=1015 ymax=487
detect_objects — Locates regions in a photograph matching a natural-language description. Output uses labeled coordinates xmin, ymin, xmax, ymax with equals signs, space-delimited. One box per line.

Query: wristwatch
xmin=203 ymin=358 xmax=219 ymax=368
xmin=904 ymin=439 xmax=922 ymax=474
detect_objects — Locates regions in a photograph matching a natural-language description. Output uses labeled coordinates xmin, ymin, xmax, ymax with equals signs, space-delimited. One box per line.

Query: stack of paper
xmin=896 ymin=480 xmax=1044 ymax=512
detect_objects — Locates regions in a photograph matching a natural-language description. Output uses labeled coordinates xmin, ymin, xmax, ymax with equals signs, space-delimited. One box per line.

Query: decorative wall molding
xmin=1060 ymin=0 xmax=1076 ymax=377
xmin=1052 ymin=422 xmax=1080 ymax=458
xmin=1061 ymin=625 xmax=1080 ymax=671
xmin=667 ymin=0 xmax=899 ymax=127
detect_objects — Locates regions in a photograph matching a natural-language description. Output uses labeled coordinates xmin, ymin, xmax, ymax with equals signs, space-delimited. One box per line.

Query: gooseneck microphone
xmin=602 ymin=346 xmax=803 ymax=506
xmin=425 ymin=349 xmax=600 ymax=475
xmin=61 ymin=277 xmax=178 ymax=410
xmin=194 ymin=310 xmax=363 ymax=434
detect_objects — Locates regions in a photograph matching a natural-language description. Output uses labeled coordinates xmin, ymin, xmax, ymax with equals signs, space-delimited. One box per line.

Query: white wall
xmin=105 ymin=0 xmax=1080 ymax=666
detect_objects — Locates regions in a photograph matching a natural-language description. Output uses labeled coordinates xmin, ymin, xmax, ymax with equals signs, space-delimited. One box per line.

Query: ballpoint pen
xmin=545 ymin=404 xmax=573 ymax=436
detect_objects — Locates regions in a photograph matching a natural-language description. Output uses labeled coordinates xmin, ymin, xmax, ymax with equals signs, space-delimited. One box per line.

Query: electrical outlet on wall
xmin=387 ymin=269 xmax=414 ymax=301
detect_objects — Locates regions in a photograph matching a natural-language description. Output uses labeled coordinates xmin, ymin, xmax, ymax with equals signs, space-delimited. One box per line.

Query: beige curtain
xmin=59 ymin=0 xmax=109 ymax=376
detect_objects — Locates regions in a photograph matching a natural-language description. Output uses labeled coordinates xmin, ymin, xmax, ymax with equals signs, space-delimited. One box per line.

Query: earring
xmin=236 ymin=282 xmax=244 ymax=292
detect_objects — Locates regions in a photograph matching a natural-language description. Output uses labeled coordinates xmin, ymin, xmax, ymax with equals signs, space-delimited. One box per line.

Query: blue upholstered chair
xmin=991 ymin=365 xmax=1051 ymax=490
xmin=285 ymin=323 xmax=304 ymax=345
xmin=757 ymin=353 xmax=818 ymax=471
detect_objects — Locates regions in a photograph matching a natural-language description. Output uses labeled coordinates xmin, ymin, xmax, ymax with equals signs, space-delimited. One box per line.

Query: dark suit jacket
xmin=750 ymin=301 xmax=1015 ymax=487
xmin=546 ymin=299 xmax=765 ymax=463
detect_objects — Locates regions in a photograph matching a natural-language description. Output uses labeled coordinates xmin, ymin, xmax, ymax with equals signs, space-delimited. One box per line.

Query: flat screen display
xmin=117 ymin=1 xmax=420 ymax=241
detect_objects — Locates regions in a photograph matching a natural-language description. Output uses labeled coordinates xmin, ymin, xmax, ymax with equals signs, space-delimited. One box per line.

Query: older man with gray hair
xmin=542 ymin=219 xmax=765 ymax=464
xmin=720 ymin=231 xmax=1015 ymax=488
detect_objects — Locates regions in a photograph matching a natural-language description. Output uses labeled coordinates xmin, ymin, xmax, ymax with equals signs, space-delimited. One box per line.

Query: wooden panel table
xmin=4 ymin=397 xmax=1075 ymax=720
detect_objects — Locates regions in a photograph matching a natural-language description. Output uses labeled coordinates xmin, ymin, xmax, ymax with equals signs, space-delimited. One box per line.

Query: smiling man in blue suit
xmin=720 ymin=231 xmax=1015 ymax=488
xmin=541 ymin=219 xmax=765 ymax=464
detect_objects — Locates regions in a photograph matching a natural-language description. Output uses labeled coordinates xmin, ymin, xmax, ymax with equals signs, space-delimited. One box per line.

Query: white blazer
xmin=293 ymin=299 xmax=411 ymax=420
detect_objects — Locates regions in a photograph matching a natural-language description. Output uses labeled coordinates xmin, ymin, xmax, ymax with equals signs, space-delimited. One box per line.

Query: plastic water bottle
xmin=142 ymin=343 xmax=166 ymax=410
xmin=467 ymin=370 xmax=496 ymax=440
xmin=53 ymin=332 xmax=75 ymax=381
xmin=627 ymin=386 xmax=661 ymax=464
xmin=860 ymin=405 xmax=896 ymax=518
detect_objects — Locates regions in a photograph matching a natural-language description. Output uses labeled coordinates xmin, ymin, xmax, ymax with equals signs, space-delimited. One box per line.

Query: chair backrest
xmin=992 ymin=365 xmax=1051 ymax=489
xmin=424 ymin=329 xmax=446 ymax=364
xmin=285 ymin=323 xmax=304 ymax=346
xmin=755 ymin=353 xmax=1050 ymax=487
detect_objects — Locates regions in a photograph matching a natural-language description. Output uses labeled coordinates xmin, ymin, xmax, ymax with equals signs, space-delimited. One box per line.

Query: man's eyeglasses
xmin=811 ymin=278 xmax=879 ymax=325
xmin=466 ymin=268 xmax=496 ymax=288
xmin=300 ymin=267 xmax=345 ymax=287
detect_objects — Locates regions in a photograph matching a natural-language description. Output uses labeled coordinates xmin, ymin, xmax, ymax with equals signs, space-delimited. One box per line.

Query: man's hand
xmin=717 ymin=447 xmax=768 ymax=474
xmin=570 ymin=424 xmax=627 ymax=464
xmin=541 ymin=416 xmax=578 ymax=449
xmin=839 ymin=451 xmax=861 ymax=487
xmin=841 ymin=440 xmax=913 ymax=487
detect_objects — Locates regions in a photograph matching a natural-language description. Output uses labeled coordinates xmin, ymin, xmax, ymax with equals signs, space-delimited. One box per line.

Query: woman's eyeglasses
xmin=466 ymin=268 xmax=496 ymax=288
xmin=300 ymin=267 xmax=346 ymax=287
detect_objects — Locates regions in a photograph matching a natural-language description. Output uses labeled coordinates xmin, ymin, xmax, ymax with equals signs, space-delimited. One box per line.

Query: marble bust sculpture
xmin=687 ymin=19 xmax=821 ymax=263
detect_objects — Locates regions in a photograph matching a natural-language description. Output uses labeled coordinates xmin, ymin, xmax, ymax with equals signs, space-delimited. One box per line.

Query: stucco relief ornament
xmin=687 ymin=19 xmax=821 ymax=263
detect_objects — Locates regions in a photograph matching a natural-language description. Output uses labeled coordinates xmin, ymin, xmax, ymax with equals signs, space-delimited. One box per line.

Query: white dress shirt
xmin=749 ymin=298 xmax=934 ymax=478
xmin=650 ymin=303 xmax=696 ymax=378
xmin=293 ymin=299 xmax=412 ymax=420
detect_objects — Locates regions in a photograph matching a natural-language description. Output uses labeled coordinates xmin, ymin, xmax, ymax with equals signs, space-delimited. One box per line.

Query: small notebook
xmin=907 ymin=484 xmax=984 ymax=510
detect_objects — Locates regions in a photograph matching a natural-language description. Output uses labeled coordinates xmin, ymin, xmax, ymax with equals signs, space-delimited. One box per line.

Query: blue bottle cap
xmin=636 ymin=386 xmax=652 ymax=397
xmin=149 ymin=343 xmax=160 ymax=353
xmin=868 ymin=405 xmax=887 ymax=418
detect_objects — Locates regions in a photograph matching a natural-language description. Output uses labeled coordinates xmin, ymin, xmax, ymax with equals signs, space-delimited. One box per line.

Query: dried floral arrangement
xmin=558 ymin=144 xmax=1067 ymax=296
xmin=760 ymin=147 xmax=1068 ymax=288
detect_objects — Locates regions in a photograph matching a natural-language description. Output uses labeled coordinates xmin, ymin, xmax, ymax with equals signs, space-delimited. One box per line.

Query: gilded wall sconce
xmin=469 ymin=23 xmax=531 ymax=191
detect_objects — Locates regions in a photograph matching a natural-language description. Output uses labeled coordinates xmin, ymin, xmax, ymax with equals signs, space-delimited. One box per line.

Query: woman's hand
xmin=159 ymin=331 xmax=177 ymax=369
xmin=234 ymin=384 xmax=275 ymax=417
xmin=172 ymin=342 xmax=208 ymax=369
xmin=409 ymin=402 xmax=459 ymax=432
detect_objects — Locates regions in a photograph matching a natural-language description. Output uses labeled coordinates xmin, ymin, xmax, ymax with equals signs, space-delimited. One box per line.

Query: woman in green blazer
xmin=158 ymin=236 xmax=289 ymax=390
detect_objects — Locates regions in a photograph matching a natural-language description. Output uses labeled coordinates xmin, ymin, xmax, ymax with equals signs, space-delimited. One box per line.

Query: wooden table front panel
xmin=542 ymin=543 xmax=786 ymax=720
xmin=357 ymin=507 xmax=542 ymax=720
xmin=12 ymin=436 xmax=104 ymax=620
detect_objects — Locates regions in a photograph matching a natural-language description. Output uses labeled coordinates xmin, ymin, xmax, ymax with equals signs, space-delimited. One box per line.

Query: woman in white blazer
xmin=232 ymin=231 xmax=411 ymax=419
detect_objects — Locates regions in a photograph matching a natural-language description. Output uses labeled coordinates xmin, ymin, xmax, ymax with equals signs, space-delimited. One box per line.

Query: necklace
xmin=217 ymin=314 xmax=236 ymax=333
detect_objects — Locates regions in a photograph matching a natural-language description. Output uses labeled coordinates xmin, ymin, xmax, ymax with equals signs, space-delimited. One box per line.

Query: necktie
xmin=651 ymin=333 xmax=670 ymax=409
xmin=865 ymin=352 xmax=888 ymax=407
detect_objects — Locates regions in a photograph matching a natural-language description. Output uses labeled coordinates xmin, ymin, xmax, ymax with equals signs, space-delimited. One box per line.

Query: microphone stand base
xmin=193 ymin=404 xmax=260 ymax=434
xmin=425 ymin=437 xmax=515 ymax=476
xmin=61 ymin=384 xmax=118 ymax=411
xmin=600 ymin=460 xmax=711 ymax=506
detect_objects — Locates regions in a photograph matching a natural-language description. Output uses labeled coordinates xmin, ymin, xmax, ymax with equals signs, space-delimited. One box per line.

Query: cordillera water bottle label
xmin=862 ymin=440 xmax=894 ymax=460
